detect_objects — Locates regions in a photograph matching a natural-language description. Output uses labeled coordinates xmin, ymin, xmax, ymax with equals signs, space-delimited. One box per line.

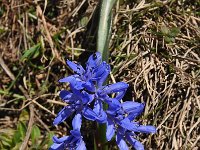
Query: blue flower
xmin=59 ymin=52 xmax=110 ymax=91
xmin=106 ymin=100 xmax=156 ymax=150
xmin=53 ymin=88 xmax=108 ymax=125
xmin=116 ymin=127 xmax=145 ymax=150
xmin=54 ymin=88 xmax=109 ymax=125
xmin=56 ymin=52 xmax=125 ymax=125
xmin=51 ymin=52 xmax=156 ymax=150
xmin=53 ymin=89 xmax=94 ymax=125
xmin=97 ymin=82 xmax=129 ymax=103
xmin=50 ymin=114 xmax=86 ymax=150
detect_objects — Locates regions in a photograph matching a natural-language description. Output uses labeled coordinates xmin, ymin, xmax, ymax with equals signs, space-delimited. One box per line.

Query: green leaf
xmin=79 ymin=16 xmax=89 ymax=27
xmin=11 ymin=142 xmax=22 ymax=150
xmin=19 ymin=110 xmax=29 ymax=122
xmin=0 ymin=134 xmax=13 ymax=147
xmin=31 ymin=125 xmax=41 ymax=145
xmin=160 ymin=25 xmax=169 ymax=35
xmin=0 ymin=128 xmax=15 ymax=149
xmin=47 ymin=132 xmax=54 ymax=148
xmin=12 ymin=130 xmax=21 ymax=145
xmin=20 ymin=43 xmax=41 ymax=61
xmin=39 ymin=131 xmax=54 ymax=149
xmin=12 ymin=122 xmax=27 ymax=146
xmin=164 ymin=36 xmax=175 ymax=43
xmin=97 ymin=0 xmax=117 ymax=62
xmin=97 ymin=1 xmax=117 ymax=150
xmin=169 ymin=27 xmax=180 ymax=37
xmin=18 ymin=122 xmax=27 ymax=140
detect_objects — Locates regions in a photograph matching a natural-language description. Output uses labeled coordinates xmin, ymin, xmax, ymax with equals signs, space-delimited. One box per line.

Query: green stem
xmin=96 ymin=0 xmax=117 ymax=149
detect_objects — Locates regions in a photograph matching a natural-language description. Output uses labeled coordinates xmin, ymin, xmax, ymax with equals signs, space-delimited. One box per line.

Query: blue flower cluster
xmin=50 ymin=52 xmax=156 ymax=150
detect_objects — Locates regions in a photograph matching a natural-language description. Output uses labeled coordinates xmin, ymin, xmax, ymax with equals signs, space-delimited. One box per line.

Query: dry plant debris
xmin=0 ymin=0 xmax=199 ymax=149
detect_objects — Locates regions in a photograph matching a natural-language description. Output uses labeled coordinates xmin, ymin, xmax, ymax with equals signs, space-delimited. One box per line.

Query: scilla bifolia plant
xmin=50 ymin=0 xmax=156 ymax=149
xmin=50 ymin=52 xmax=156 ymax=150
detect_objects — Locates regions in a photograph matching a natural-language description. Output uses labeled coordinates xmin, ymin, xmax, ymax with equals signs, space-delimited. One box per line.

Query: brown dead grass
xmin=0 ymin=0 xmax=199 ymax=149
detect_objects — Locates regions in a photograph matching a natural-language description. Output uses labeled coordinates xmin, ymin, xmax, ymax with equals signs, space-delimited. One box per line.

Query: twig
xmin=20 ymin=104 xmax=34 ymax=150
xmin=0 ymin=55 xmax=34 ymax=150
xmin=36 ymin=5 xmax=65 ymax=64
xmin=35 ymin=115 xmax=50 ymax=132
xmin=0 ymin=56 xmax=15 ymax=80
xmin=172 ymin=55 xmax=200 ymax=65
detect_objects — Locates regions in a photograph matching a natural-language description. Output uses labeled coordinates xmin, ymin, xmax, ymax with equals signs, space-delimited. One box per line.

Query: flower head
xmin=50 ymin=114 xmax=86 ymax=150
xmin=59 ymin=52 xmax=110 ymax=92
xmin=53 ymin=89 xmax=94 ymax=125
xmin=106 ymin=100 xmax=156 ymax=150
xmin=51 ymin=52 xmax=156 ymax=150
xmin=55 ymin=52 xmax=114 ymax=125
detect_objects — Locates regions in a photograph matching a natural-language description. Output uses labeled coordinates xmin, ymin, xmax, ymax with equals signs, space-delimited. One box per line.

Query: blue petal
xmin=59 ymin=90 xmax=72 ymax=101
xmin=86 ymin=52 xmax=102 ymax=70
xmin=49 ymin=143 xmax=64 ymax=150
xmin=115 ymin=91 xmax=127 ymax=101
xmin=76 ymin=139 xmax=86 ymax=150
xmin=53 ymin=107 xmax=74 ymax=125
xmin=49 ymin=136 xmax=69 ymax=150
xmin=72 ymin=113 xmax=82 ymax=131
xmin=122 ymin=102 xmax=144 ymax=113
xmin=81 ymin=91 xmax=94 ymax=104
xmin=92 ymin=100 xmax=107 ymax=123
xmin=84 ymin=52 xmax=102 ymax=79
xmin=117 ymin=126 xmax=126 ymax=135
xmin=82 ymin=107 xmax=96 ymax=121
xmin=106 ymin=118 xmax=115 ymax=141
xmin=132 ymin=124 xmax=157 ymax=134
xmin=98 ymin=64 xmax=110 ymax=87
xmin=127 ymin=113 xmax=140 ymax=121
xmin=67 ymin=60 xmax=85 ymax=76
xmin=125 ymin=134 xmax=144 ymax=150
xmin=121 ymin=102 xmax=144 ymax=120
xmin=98 ymin=82 xmax=129 ymax=96
xmin=106 ymin=100 xmax=121 ymax=115
xmin=59 ymin=76 xmax=84 ymax=90
xmin=93 ymin=61 xmax=110 ymax=87
xmin=82 ymin=81 xmax=95 ymax=92
xmin=93 ymin=61 xmax=108 ymax=78
xmin=52 ymin=135 xmax=69 ymax=143
xmin=59 ymin=75 xmax=76 ymax=83
xmin=116 ymin=133 xmax=129 ymax=150
xmin=103 ymin=94 xmax=124 ymax=103
xmin=95 ymin=110 xmax=107 ymax=123
xmin=93 ymin=99 xmax=102 ymax=114
xmin=70 ymin=129 xmax=81 ymax=139
xmin=119 ymin=118 xmax=135 ymax=131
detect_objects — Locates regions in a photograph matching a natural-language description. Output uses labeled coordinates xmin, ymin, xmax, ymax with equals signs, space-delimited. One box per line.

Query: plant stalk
xmin=96 ymin=0 xmax=117 ymax=149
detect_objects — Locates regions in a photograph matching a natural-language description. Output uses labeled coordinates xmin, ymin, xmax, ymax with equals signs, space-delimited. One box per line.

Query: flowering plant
xmin=50 ymin=52 xmax=156 ymax=150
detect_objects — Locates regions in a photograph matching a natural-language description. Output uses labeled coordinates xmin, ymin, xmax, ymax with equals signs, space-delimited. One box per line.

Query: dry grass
xmin=0 ymin=0 xmax=199 ymax=149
